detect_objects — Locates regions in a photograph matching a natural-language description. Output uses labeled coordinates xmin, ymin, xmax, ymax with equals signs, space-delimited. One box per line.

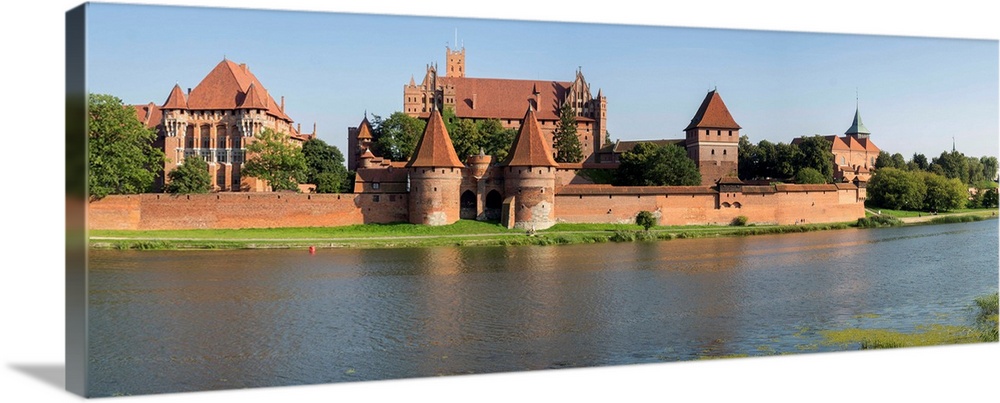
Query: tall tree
xmin=165 ymin=157 xmax=211 ymax=194
xmin=242 ymin=128 xmax=308 ymax=191
xmin=449 ymin=118 xmax=482 ymax=160
xmin=615 ymin=142 xmax=701 ymax=186
xmin=867 ymin=167 xmax=926 ymax=210
xmin=980 ymin=156 xmax=998 ymax=182
xmin=911 ymin=153 xmax=929 ymax=171
xmin=737 ymin=135 xmax=761 ymax=181
xmin=932 ymin=150 xmax=970 ymax=184
xmin=87 ymin=93 xmax=165 ymax=200
xmin=302 ymin=138 xmax=350 ymax=193
xmin=552 ymin=103 xmax=584 ymax=163
xmin=478 ymin=119 xmax=516 ymax=162
xmin=794 ymin=135 xmax=834 ymax=182
xmin=874 ymin=151 xmax=893 ymax=170
xmin=370 ymin=112 xmax=426 ymax=162
xmin=919 ymin=171 xmax=967 ymax=212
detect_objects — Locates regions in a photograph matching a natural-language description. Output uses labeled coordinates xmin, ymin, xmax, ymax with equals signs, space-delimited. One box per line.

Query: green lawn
xmin=90 ymin=219 xmax=517 ymax=240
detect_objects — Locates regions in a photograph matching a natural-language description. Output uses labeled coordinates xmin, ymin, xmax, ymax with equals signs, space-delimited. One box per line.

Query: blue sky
xmin=86 ymin=2 xmax=998 ymax=162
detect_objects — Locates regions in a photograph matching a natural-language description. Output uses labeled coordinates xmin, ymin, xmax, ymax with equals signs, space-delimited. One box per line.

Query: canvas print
xmin=70 ymin=2 xmax=998 ymax=398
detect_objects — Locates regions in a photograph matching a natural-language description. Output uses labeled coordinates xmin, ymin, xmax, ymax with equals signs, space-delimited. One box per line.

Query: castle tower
xmin=684 ymin=90 xmax=741 ymax=185
xmin=501 ymin=105 xmax=559 ymax=230
xmin=466 ymin=148 xmax=492 ymax=179
xmin=348 ymin=114 xmax=375 ymax=169
xmin=406 ymin=108 xmax=465 ymax=226
xmin=160 ymin=84 xmax=189 ymax=185
xmin=446 ymin=46 xmax=465 ymax=78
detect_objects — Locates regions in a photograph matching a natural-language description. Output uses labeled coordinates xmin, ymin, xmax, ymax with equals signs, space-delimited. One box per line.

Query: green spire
xmin=845 ymin=104 xmax=870 ymax=136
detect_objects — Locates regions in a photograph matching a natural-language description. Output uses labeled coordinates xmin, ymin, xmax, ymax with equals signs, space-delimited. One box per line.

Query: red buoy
xmin=308 ymin=246 xmax=316 ymax=254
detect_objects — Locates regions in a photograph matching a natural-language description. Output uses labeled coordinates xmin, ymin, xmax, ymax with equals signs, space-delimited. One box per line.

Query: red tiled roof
xmin=422 ymin=77 xmax=571 ymax=121
xmin=774 ymin=184 xmax=839 ymax=192
xmin=406 ymin=109 xmax=465 ymax=168
xmin=132 ymin=102 xmax=162 ymax=129
xmin=185 ymin=59 xmax=291 ymax=122
xmin=162 ymin=84 xmax=188 ymax=109
xmin=857 ymin=137 xmax=880 ymax=152
xmin=556 ymin=185 xmax=716 ymax=195
xmin=502 ymin=107 xmax=558 ymax=167
xmin=356 ymin=116 xmax=374 ymax=139
xmin=684 ymin=90 xmax=741 ymax=131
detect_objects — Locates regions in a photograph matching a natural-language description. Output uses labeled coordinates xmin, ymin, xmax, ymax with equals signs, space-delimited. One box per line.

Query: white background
xmin=2 ymin=1 xmax=997 ymax=402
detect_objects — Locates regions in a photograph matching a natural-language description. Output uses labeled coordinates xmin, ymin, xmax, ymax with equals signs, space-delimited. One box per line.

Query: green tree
xmin=794 ymin=136 xmax=834 ymax=182
xmin=932 ymin=150 xmax=970 ymax=184
xmin=867 ymin=167 xmax=926 ymax=210
xmin=87 ymin=93 xmax=165 ymax=199
xmin=449 ymin=118 xmax=482 ymax=160
xmin=919 ymin=171 xmax=967 ymax=212
xmin=981 ymin=156 xmax=998 ymax=182
xmin=302 ymin=138 xmax=350 ymax=193
xmin=553 ymin=103 xmax=584 ymax=163
xmin=242 ymin=128 xmax=308 ymax=191
xmin=165 ymin=157 xmax=211 ymax=194
xmin=794 ymin=167 xmax=827 ymax=184
xmin=478 ymin=118 xmax=516 ymax=162
xmin=737 ymin=135 xmax=761 ymax=181
xmin=982 ymin=188 xmax=999 ymax=208
xmin=371 ymin=112 xmax=426 ymax=162
xmin=635 ymin=211 xmax=657 ymax=231
xmin=874 ymin=151 xmax=893 ymax=170
xmin=890 ymin=153 xmax=907 ymax=170
xmin=772 ymin=142 xmax=802 ymax=180
xmin=966 ymin=156 xmax=986 ymax=185
xmin=911 ymin=153 xmax=929 ymax=171
xmin=615 ymin=142 xmax=701 ymax=186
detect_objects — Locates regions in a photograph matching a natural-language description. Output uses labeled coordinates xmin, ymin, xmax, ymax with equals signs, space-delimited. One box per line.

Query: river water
xmin=86 ymin=220 xmax=999 ymax=396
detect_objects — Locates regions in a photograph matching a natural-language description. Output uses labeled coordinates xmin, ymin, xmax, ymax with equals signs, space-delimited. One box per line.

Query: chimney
xmin=297 ymin=123 xmax=301 ymax=133
xmin=280 ymin=96 xmax=285 ymax=112
xmin=472 ymin=94 xmax=477 ymax=110
xmin=313 ymin=122 xmax=316 ymax=134
xmin=187 ymin=88 xmax=191 ymax=96
xmin=240 ymin=63 xmax=248 ymax=73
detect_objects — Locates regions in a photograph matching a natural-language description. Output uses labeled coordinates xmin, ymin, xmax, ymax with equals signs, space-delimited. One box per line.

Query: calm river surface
xmin=87 ymin=220 xmax=999 ymax=396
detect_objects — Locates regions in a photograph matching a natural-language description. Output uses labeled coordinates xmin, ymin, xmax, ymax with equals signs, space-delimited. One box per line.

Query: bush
xmin=636 ymin=211 xmax=657 ymax=231
xmin=855 ymin=215 xmax=904 ymax=228
xmin=731 ymin=215 xmax=748 ymax=226
xmin=165 ymin=157 xmax=212 ymax=194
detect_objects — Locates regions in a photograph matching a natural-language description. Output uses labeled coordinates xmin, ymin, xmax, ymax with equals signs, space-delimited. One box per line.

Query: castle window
xmin=372 ymin=182 xmax=380 ymax=190
xmin=729 ymin=130 xmax=733 ymax=136
xmin=711 ymin=149 xmax=715 ymax=155
xmin=723 ymin=149 xmax=727 ymax=155
xmin=373 ymin=195 xmax=380 ymax=202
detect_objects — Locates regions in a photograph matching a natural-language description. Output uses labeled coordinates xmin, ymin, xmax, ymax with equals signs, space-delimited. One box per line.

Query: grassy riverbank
xmin=90 ymin=220 xmax=858 ymax=250
xmin=89 ymin=209 xmax=997 ymax=250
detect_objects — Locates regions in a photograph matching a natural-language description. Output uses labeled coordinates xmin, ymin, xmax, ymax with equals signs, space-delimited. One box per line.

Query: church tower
xmin=684 ymin=90 xmax=741 ymax=185
xmin=406 ymin=108 xmax=465 ymax=226
xmin=501 ymin=105 xmax=559 ymax=230
xmin=844 ymin=103 xmax=871 ymax=139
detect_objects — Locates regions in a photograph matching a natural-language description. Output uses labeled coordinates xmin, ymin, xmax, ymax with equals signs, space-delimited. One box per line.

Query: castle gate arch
xmin=460 ymin=190 xmax=477 ymax=220
xmin=484 ymin=190 xmax=503 ymax=221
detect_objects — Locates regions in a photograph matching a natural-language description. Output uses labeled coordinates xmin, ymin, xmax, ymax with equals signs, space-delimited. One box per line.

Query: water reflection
xmin=87 ymin=221 xmax=999 ymax=396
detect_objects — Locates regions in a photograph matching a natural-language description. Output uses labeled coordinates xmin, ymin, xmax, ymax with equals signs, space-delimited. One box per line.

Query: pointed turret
xmin=684 ymin=90 xmax=741 ymax=131
xmin=845 ymin=106 xmax=870 ymax=138
xmin=406 ymin=109 xmax=464 ymax=168
xmin=502 ymin=106 xmax=558 ymax=167
xmin=356 ymin=115 xmax=374 ymax=139
xmin=162 ymin=84 xmax=188 ymax=109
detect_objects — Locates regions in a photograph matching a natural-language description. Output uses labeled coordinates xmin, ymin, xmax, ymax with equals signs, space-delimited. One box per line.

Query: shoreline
xmin=88 ymin=210 xmax=997 ymax=251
